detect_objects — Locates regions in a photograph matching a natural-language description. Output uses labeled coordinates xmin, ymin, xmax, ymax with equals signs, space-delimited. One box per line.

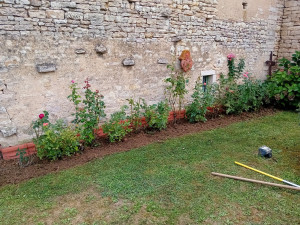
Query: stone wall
xmin=278 ymin=0 xmax=300 ymax=59
xmin=0 ymin=0 xmax=285 ymax=146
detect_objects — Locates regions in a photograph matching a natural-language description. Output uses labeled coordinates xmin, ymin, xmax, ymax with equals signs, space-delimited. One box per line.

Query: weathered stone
xmin=46 ymin=10 xmax=65 ymax=19
xmin=0 ymin=81 xmax=6 ymax=91
xmin=4 ymin=0 xmax=14 ymax=3
xmin=66 ymin=12 xmax=83 ymax=20
xmin=16 ymin=0 xmax=30 ymax=4
xmin=28 ymin=10 xmax=46 ymax=18
xmin=95 ymin=44 xmax=107 ymax=54
xmin=84 ymin=13 xmax=104 ymax=21
xmin=157 ymin=58 xmax=168 ymax=64
xmin=75 ymin=48 xmax=86 ymax=54
xmin=36 ymin=63 xmax=56 ymax=73
xmin=161 ymin=9 xmax=172 ymax=18
xmin=30 ymin=0 xmax=41 ymax=7
xmin=0 ymin=66 xmax=8 ymax=73
xmin=0 ymin=106 xmax=7 ymax=114
xmin=122 ymin=58 xmax=135 ymax=66
xmin=0 ymin=123 xmax=17 ymax=137
xmin=0 ymin=108 xmax=10 ymax=121
xmin=171 ymin=36 xmax=183 ymax=42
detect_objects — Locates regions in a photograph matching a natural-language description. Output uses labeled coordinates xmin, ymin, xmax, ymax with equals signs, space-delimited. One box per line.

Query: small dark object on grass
xmin=258 ymin=146 xmax=272 ymax=158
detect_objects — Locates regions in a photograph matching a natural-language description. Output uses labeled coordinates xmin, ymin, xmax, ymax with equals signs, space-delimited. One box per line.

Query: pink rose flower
xmin=39 ymin=114 xmax=45 ymax=119
xmin=43 ymin=123 xmax=49 ymax=127
xmin=243 ymin=74 xmax=248 ymax=78
xmin=203 ymin=83 xmax=207 ymax=86
xmin=71 ymin=80 xmax=75 ymax=83
xmin=227 ymin=53 xmax=236 ymax=60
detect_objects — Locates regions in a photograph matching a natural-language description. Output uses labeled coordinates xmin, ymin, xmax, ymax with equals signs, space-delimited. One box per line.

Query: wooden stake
xmin=211 ymin=172 xmax=300 ymax=191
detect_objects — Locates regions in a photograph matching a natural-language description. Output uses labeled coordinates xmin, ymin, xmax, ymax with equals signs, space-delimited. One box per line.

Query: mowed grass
xmin=0 ymin=111 xmax=299 ymax=225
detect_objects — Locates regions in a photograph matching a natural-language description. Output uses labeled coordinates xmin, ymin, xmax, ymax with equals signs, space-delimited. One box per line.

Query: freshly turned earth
xmin=0 ymin=108 xmax=277 ymax=187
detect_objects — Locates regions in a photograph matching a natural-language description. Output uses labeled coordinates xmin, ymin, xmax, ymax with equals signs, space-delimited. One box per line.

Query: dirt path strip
xmin=0 ymin=108 xmax=277 ymax=187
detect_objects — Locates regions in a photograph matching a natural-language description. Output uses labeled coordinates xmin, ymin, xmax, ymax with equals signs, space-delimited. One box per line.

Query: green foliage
xmin=216 ymin=54 xmax=269 ymax=114
xmin=185 ymin=80 xmax=216 ymax=123
xmin=33 ymin=120 xmax=80 ymax=161
xmin=227 ymin=54 xmax=245 ymax=81
xmin=68 ymin=78 xmax=106 ymax=146
xmin=165 ymin=64 xmax=189 ymax=122
xmin=142 ymin=100 xmax=170 ymax=130
xmin=267 ymin=51 xmax=300 ymax=108
xmin=222 ymin=78 xmax=269 ymax=114
xmin=102 ymin=106 xmax=132 ymax=142
xmin=126 ymin=98 xmax=144 ymax=131
xmin=16 ymin=148 xmax=32 ymax=168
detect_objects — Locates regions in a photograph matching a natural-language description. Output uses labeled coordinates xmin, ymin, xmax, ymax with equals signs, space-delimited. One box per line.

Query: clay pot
xmin=168 ymin=110 xmax=186 ymax=121
xmin=0 ymin=143 xmax=36 ymax=160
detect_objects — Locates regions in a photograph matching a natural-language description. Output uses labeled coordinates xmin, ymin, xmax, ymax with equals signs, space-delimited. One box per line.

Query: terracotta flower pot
xmin=168 ymin=110 xmax=186 ymax=122
xmin=0 ymin=142 xmax=37 ymax=160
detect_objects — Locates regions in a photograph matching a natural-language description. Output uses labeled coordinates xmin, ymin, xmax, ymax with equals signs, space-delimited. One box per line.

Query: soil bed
xmin=0 ymin=108 xmax=277 ymax=187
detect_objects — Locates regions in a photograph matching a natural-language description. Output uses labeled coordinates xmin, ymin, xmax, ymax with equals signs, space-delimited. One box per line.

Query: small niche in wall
xmin=201 ymin=70 xmax=216 ymax=90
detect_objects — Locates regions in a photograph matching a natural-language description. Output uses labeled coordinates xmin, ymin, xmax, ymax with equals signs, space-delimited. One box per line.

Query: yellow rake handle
xmin=235 ymin=161 xmax=300 ymax=188
xmin=235 ymin=161 xmax=283 ymax=182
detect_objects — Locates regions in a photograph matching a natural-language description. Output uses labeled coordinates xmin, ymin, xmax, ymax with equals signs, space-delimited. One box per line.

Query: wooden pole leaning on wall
xmin=211 ymin=172 xmax=300 ymax=191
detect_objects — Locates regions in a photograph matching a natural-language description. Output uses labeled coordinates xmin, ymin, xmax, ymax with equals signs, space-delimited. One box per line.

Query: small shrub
xmin=267 ymin=51 xmax=300 ymax=108
xmin=127 ymin=98 xmax=144 ymax=131
xmin=142 ymin=100 xmax=170 ymax=130
xmin=68 ymin=78 xmax=106 ymax=146
xmin=102 ymin=106 xmax=132 ymax=142
xmin=16 ymin=148 xmax=33 ymax=168
xmin=33 ymin=118 xmax=80 ymax=161
xmin=164 ymin=64 xmax=189 ymax=123
xmin=185 ymin=80 xmax=216 ymax=123
xmin=216 ymin=54 xmax=269 ymax=114
xmin=223 ymin=78 xmax=269 ymax=114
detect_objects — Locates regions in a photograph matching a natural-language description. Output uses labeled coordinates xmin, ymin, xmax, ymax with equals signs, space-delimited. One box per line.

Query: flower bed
xmin=0 ymin=110 xmax=188 ymax=161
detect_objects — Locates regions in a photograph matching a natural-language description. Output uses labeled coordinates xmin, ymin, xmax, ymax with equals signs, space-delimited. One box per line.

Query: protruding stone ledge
xmin=171 ymin=36 xmax=182 ymax=42
xmin=75 ymin=48 xmax=86 ymax=54
xmin=122 ymin=58 xmax=135 ymax=66
xmin=157 ymin=58 xmax=168 ymax=64
xmin=36 ymin=63 xmax=56 ymax=73
xmin=95 ymin=44 xmax=107 ymax=54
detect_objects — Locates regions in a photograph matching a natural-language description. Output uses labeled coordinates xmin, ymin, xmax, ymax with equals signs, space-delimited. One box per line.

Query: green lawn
xmin=0 ymin=111 xmax=299 ymax=225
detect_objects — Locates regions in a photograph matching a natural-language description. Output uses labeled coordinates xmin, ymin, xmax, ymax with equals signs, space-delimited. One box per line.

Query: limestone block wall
xmin=278 ymin=0 xmax=300 ymax=59
xmin=0 ymin=0 xmax=284 ymax=146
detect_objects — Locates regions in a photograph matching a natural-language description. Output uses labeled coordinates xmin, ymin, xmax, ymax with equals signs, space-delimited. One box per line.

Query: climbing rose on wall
xmin=227 ymin=53 xmax=235 ymax=61
xmin=243 ymin=72 xmax=249 ymax=78
xmin=179 ymin=50 xmax=193 ymax=72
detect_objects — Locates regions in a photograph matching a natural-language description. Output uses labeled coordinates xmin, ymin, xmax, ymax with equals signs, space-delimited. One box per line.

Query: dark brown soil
xmin=0 ymin=108 xmax=277 ymax=187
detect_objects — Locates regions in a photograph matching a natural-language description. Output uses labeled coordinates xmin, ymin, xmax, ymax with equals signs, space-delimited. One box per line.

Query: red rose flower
xmin=39 ymin=114 xmax=45 ymax=119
